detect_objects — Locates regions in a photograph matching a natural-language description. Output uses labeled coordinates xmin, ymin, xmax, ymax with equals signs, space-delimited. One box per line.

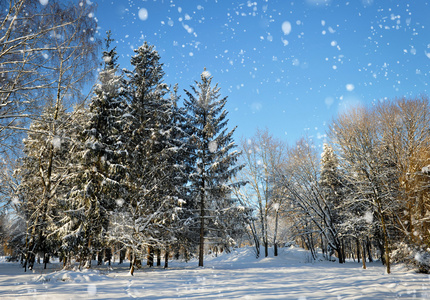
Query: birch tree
xmin=276 ymin=137 xmax=345 ymax=262
xmin=0 ymin=0 xmax=98 ymax=153
xmin=238 ymin=128 xmax=287 ymax=257
xmin=13 ymin=0 xmax=98 ymax=271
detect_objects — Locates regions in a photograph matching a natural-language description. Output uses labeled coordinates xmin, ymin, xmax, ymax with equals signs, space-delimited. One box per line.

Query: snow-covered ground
xmin=1 ymin=247 xmax=429 ymax=299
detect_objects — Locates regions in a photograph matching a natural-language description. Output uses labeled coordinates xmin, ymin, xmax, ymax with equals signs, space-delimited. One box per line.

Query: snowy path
xmin=1 ymin=247 xmax=429 ymax=299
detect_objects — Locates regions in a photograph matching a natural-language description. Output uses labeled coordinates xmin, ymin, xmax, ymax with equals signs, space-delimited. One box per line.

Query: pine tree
xmin=121 ymin=41 xmax=190 ymax=274
xmin=63 ymin=34 xmax=128 ymax=268
xmin=319 ymin=143 xmax=345 ymax=263
xmin=17 ymin=104 xmax=73 ymax=270
xmin=102 ymin=30 xmax=119 ymax=70
xmin=156 ymin=85 xmax=195 ymax=264
xmin=184 ymin=70 xmax=243 ymax=267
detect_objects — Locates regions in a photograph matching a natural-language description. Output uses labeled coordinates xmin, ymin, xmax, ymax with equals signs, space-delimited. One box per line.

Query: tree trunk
xmin=23 ymin=253 xmax=28 ymax=272
xmin=27 ymin=252 xmax=35 ymax=271
xmin=258 ymin=196 xmax=267 ymax=258
xmin=85 ymin=237 xmax=92 ymax=269
xmin=321 ymin=235 xmax=326 ymax=260
xmin=341 ymin=239 xmax=346 ymax=263
xmin=156 ymin=249 xmax=161 ymax=266
xmin=250 ymin=220 xmax=260 ymax=258
xmin=377 ymin=200 xmax=391 ymax=273
xmin=366 ymin=237 xmax=373 ymax=262
xmin=335 ymin=238 xmax=344 ymax=264
xmin=164 ymin=251 xmax=169 ymax=269
xmin=105 ymin=247 xmax=112 ymax=266
xmin=273 ymin=209 xmax=279 ymax=257
xmin=43 ymin=253 xmax=49 ymax=269
xmin=337 ymin=249 xmax=343 ymax=263
xmin=129 ymin=252 xmax=135 ymax=276
xmin=356 ymin=237 xmax=360 ymax=263
xmin=63 ymin=255 xmax=68 ymax=269
xmin=97 ymin=251 xmax=103 ymax=265
xmin=147 ymin=246 xmax=154 ymax=267
xmin=199 ymin=183 xmax=205 ymax=267
xmin=361 ymin=240 xmax=367 ymax=269
xmin=381 ymin=218 xmax=391 ymax=273
xmin=119 ymin=248 xmax=125 ymax=264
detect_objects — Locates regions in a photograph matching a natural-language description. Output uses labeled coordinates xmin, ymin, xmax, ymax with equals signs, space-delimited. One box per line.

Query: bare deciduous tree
xmin=0 ymin=0 xmax=98 ymax=153
xmin=11 ymin=0 xmax=99 ymax=271
xmin=238 ymin=128 xmax=287 ymax=257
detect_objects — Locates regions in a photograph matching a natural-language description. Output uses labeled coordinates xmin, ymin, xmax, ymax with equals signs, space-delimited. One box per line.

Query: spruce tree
xmin=123 ymin=42 xmax=189 ymax=274
xmin=64 ymin=34 xmax=128 ymax=268
xmin=17 ymin=104 xmax=72 ymax=270
xmin=319 ymin=143 xmax=345 ymax=263
xmin=184 ymin=70 xmax=243 ymax=267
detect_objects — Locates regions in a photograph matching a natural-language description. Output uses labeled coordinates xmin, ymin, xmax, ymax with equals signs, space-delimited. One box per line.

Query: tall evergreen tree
xmin=122 ymin=42 xmax=189 ymax=274
xmin=184 ymin=70 xmax=243 ymax=267
xmin=319 ymin=143 xmax=345 ymax=263
xmin=64 ymin=33 xmax=128 ymax=268
xmin=17 ymin=104 xmax=73 ymax=270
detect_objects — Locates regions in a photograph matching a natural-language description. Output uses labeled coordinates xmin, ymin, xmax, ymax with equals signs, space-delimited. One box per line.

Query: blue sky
xmin=94 ymin=0 xmax=430 ymax=146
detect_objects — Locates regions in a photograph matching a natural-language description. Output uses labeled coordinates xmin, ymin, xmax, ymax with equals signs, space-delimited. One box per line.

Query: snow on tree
xmin=319 ymin=143 xmax=345 ymax=263
xmin=183 ymin=70 xmax=244 ymax=267
xmin=16 ymin=104 xmax=74 ymax=270
xmin=237 ymin=128 xmax=287 ymax=257
xmin=13 ymin=0 xmax=98 ymax=270
xmin=329 ymin=105 xmax=401 ymax=273
xmin=0 ymin=1 xmax=98 ymax=155
xmin=373 ymin=97 xmax=430 ymax=271
xmin=272 ymin=137 xmax=347 ymax=262
xmin=62 ymin=34 xmax=128 ymax=268
xmin=116 ymin=41 xmax=189 ymax=274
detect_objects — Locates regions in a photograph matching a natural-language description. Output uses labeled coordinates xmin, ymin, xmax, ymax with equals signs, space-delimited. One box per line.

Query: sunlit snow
xmin=1 ymin=247 xmax=429 ymax=299
xmin=201 ymin=70 xmax=211 ymax=78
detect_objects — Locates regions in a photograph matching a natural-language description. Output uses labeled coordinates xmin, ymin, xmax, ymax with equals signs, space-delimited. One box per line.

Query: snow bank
xmin=37 ymin=268 xmax=107 ymax=283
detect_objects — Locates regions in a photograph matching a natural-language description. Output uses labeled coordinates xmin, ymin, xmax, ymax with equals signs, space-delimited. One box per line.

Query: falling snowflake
xmin=208 ymin=141 xmax=218 ymax=153
xmin=346 ymin=84 xmax=355 ymax=91
xmin=138 ymin=8 xmax=148 ymax=21
xmin=52 ymin=136 xmax=62 ymax=149
xmin=282 ymin=21 xmax=292 ymax=35
xmin=364 ymin=211 xmax=373 ymax=223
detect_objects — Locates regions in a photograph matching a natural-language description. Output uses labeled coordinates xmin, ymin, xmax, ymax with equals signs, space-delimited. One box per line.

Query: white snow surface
xmin=1 ymin=247 xmax=429 ymax=299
